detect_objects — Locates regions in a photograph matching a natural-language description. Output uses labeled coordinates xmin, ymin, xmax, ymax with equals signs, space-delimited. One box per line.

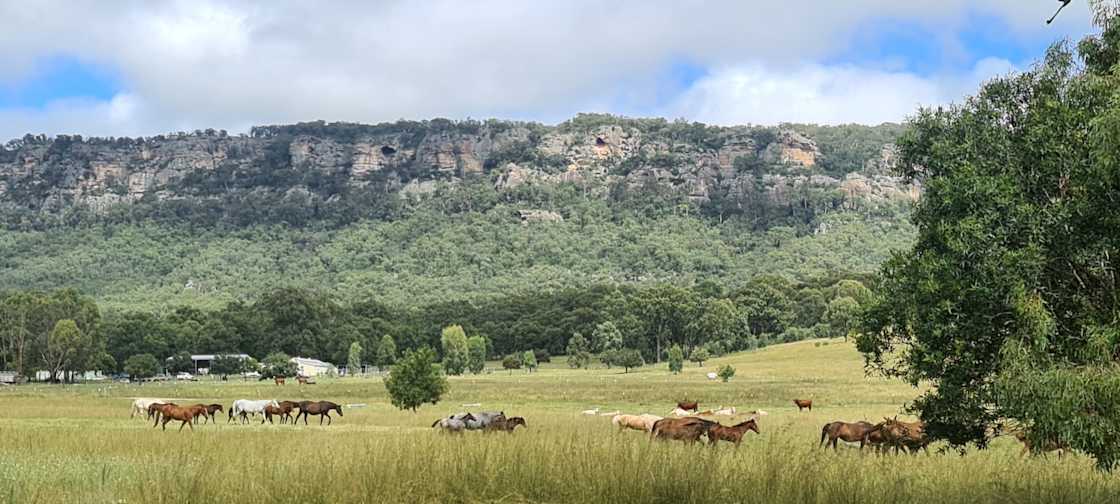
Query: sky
xmin=0 ymin=0 xmax=1098 ymax=140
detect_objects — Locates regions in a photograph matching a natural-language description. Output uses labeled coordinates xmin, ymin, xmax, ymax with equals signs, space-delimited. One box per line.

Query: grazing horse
xmin=230 ymin=399 xmax=279 ymax=424
xmin=294 ymin=401 xmax=343 ymax=425
xmin=708 ymin=418 xmax=760 ymax=447
xmin=432 ymin=413 xmax=476 ymax=434
xmin=274 ymin=376 xmax=286 ymax=386
xmin=152 ymin=403 xmax=203 ymax=432
xmin=677 ymin=400 xmax=699 ymax=412
xmin=820 ymin=421 xmax=876 ymax=450
xmin=130 ymin=398 xmax=167 ymax=419
xmin=793 ymin=399 xmax=813 ymax=412
xmin=486 ymin=416 xmax=527 ymax=433
xmin=612 ymin=414 xmax=662 ymax=433
xmin=651 ymin=417 xmax=716 ymax=444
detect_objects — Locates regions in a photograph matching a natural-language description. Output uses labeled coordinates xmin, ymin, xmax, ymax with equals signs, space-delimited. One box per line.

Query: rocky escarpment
xmin=0 ymin=116 xmax=916 ymax=220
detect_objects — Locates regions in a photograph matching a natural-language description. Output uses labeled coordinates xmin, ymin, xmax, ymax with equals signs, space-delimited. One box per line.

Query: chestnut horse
xmin=651 ymin=417 xmax=716 ymax=444
xmin=264 ymin=401 xmax=299 ymax=424
xmin=274 ymin=376 xmax=286 ymax=385
xmin=708 ymin=418 xmax=760 ymax=447
xmin=294 ymin=400 xmax=343 ymax=425
xmin=869 ymin=417 xmax=928 ymax=454
xmin=152 ymin=403 xmax=204 ymax=431
xmin=793 ymin=399 xmax=813 ymax=412
xmin=677 ymin=400 xmax=699 ymax=412
xmin=148 ymin=402 xmax=174 ymax=422
xmin=819 ymin=421 xmax=875 ymax=450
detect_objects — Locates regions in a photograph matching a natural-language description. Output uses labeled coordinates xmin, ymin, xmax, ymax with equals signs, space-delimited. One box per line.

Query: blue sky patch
xmin=0 ymin=56 xmax=119 ymax=109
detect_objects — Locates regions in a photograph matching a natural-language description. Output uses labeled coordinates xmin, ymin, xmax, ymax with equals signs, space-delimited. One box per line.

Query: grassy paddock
xmin=1 ymin=339 xmax=1116 ymax=503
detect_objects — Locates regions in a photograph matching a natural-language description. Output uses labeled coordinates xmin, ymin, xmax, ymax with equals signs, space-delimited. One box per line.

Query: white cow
xmin=130 ymin=398 xmax=167 ymax=419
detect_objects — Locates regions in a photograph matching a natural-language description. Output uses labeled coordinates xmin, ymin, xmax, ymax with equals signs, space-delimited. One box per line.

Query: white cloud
xmin=665 ymin=57 xmax=1018 ymax=126
xmin=0 ymin=0 xmax=1095 ymax=139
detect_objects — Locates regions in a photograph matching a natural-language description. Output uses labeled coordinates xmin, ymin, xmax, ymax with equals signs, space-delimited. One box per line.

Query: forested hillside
xmin=0 ymin=115 xmax=916 ymax=375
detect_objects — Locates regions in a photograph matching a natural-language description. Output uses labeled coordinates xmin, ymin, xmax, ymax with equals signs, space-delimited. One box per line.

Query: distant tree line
xmin=0 ymin=275 xmax=871 ymax=379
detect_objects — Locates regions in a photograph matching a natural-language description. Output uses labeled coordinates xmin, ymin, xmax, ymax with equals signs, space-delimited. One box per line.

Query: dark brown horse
xmin=152 ymin=403 xmax=203 ymax=431
xmin=819 ymin=421 xmax=875 ymax=450
xmin=793 ymin=399 xmax=813 ymax=412
xmin=650 ymin=417 xmax=716 ymax=444
xmin=294 ymin=400 xmax=343 ymax=425
xmin=859 ymin=424 xmax=888 ymax=453
xmin=485 ymin=416 xmax=527 ymax=433
xmin=197 ymin=404 xmax=224 ymax=424
xmin=708 ymin=418 xmax=760 ymax=447
xmin=677 ymin=400 xmax=699 ymax=412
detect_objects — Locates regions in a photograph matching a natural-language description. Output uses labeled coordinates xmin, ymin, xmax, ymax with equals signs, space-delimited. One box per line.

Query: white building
xmin=166 ymin=353 xmax=251 ymax=374
xmin=290 ymin=357 xmax=337 ymax=377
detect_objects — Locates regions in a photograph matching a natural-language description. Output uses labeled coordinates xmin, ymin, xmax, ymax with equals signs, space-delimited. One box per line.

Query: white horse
xmin=713 ymin=406 xmax=737 ymax=416
xmin=230 ymin=399 xmax=278 ymax=424
xmin=433 ymin=413 xmax=475 ymax=433
xmin=130 ymin=398 xmax=167 ymax=419
xmin=581 ymin=407 xmax=600 ymax=416
xmin=669 ymin=407 xmax=693 ymax=416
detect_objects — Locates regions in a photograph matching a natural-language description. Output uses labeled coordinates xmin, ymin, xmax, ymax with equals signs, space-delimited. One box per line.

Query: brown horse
xmin=859 ymin=425 xmax=889 ymax=453
xmin=296 ymin=376 xmax=310 ymax=385
xmin=708 ymin=418 xmax=760 ymax=447
xmin=793 ymin=399 xmax=812 ymax=412
xmin=153 ymin=403 xmax=203 ymax=431
xmin=677 ymin=400 xmax=699 ymax=412
xmin=651 ymin=417 xmax=716 ymax=444
xmin=819 ymin=421 xmax=875 ymax=450
xmin=485 ymin=416 xmax=527 ymax=433
xmin=870 ymin=417 xmax=928 ymax=454
xmin=274 ymin=376 xmax=286 ymax=385
xmin=294 ymin=400 xmax=343 ymax=425
xmin=1013 ymin=429 xmax=1068 ymax=458
xmin=148 ymin=402 xmax=174 ymax=422
xmin=196 ymin=404 xmax=224 ymax=424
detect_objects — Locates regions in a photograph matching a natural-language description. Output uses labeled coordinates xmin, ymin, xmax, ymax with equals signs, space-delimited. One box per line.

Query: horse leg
xmin=320 ymin=413 xmax=325 ymax=426
xmin=325 ymin=412 xmax=331 ymax=425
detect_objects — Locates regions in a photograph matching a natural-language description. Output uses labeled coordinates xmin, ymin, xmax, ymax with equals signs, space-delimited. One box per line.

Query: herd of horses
xmin=431 ymin=411 xmax=527 ymax=434
xmin=130 ymin=397 xmax=342 ymax=431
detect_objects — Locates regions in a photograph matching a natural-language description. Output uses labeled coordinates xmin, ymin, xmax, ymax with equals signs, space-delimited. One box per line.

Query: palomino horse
xmin=612 ymin=414 xmax=662 ymax=433
xmin=651 ymin=417 xmax=716 ymax=444
xmin=294 ymin=401 xmax=343 ymax=425
xmin=820 ymin=421 xmax=876 ymax=450
xmin=130 ymin=398 xmax=167 ymax=419
xmin=433 ymin=413 xmax=476 ymax=433
xmin=708 ymin=418 xmax=760 ymax=447
xmin=152 ymin=403 xmax=204 ymax=431
xmin=793 ymin=399 xmax=813 ymax=412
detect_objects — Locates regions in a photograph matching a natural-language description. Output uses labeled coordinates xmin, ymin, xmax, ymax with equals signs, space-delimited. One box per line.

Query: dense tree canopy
xmin=860 ymin=9 xmax=1120 ymax=469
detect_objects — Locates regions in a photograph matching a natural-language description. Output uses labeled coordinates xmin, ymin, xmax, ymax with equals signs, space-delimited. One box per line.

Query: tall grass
xmin=0 ymin=340 xmax=1115 ymax=503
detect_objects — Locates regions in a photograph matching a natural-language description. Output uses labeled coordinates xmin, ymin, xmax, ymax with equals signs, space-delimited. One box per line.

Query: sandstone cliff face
xmin=0 ymin=118 xmax=916 ymax=215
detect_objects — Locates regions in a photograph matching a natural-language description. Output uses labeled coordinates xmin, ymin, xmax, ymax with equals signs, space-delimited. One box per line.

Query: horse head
xmin=336 ymin=403 xmax=343 ymax=416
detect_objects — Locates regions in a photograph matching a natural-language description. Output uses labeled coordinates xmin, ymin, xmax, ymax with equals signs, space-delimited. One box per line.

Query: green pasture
xmin=0 ymin=339 xmax=1115 ymax=503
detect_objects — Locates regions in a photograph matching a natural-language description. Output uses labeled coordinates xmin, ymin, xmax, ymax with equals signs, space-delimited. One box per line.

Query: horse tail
xmin=820 ymin=423 xmax=831 ymax=447
xmin=431 ymin=419 xmax=441 ymax=428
